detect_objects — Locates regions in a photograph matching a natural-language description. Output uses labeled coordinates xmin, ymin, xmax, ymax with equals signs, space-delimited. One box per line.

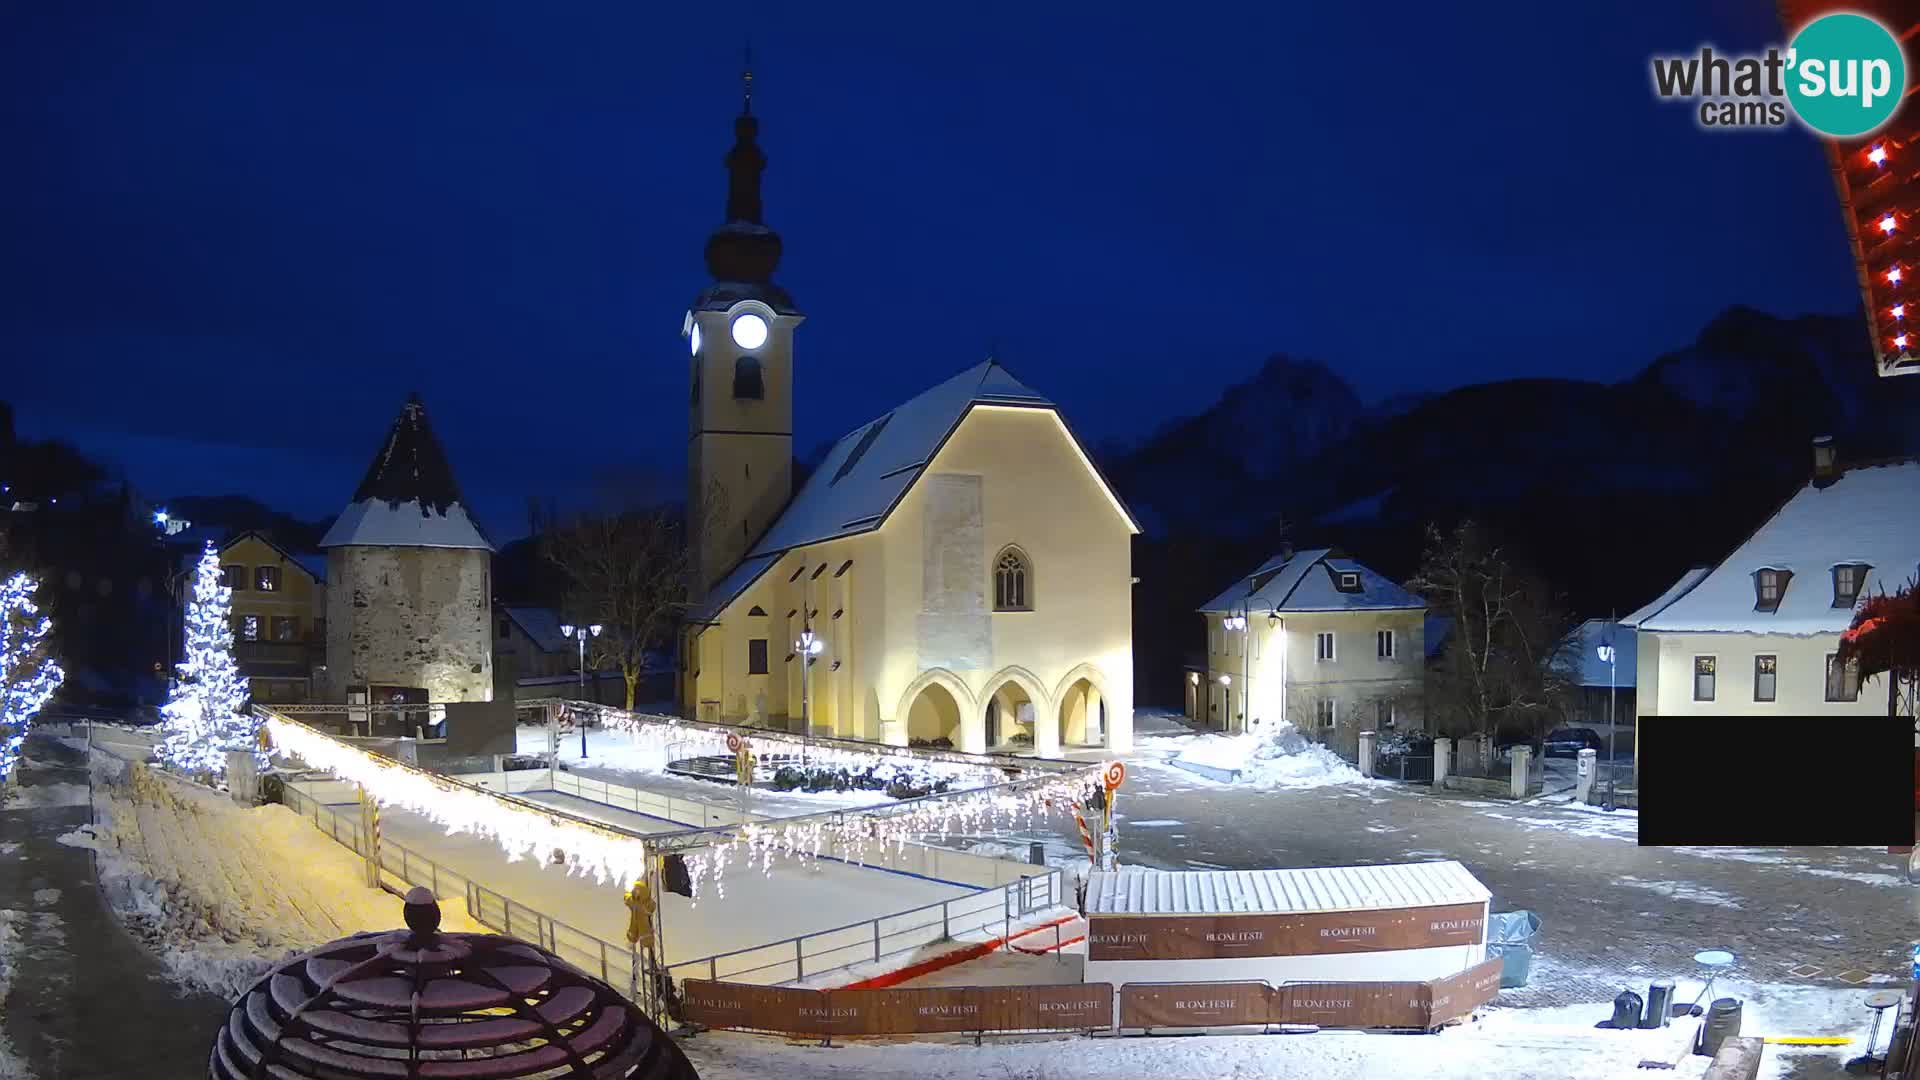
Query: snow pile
xmin=66 ymin=752 xmax=483 ymax=1001
xmin=1170 ymin=724 xmax=1367 ymax=789
xmin=1 ymin=781 xmax=90 ymax=809
xmin=0 ymin=908 xmax=27 ymax=1079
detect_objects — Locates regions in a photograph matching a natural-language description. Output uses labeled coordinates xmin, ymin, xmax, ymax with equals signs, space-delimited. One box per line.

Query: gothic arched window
xmin=733 ymin=355 xmax=763 ymax=400
xmin=993 ymin=546 xmax=1032 ymax=611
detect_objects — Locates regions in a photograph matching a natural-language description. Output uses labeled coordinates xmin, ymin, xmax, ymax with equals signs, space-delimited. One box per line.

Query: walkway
xmin=0 ymin=735 xmax=229 ymax=1080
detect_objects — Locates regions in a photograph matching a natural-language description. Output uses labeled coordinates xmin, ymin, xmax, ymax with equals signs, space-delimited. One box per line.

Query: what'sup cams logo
xmin=1652 ymin=12 xmax=1907 ymax=136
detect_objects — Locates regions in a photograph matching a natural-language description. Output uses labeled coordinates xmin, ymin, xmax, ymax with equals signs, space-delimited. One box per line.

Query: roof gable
xmin=693 ymin=360 xmax=1137 ymax=618
xmin=181 ymin=531 xmax=325 ymax=583
xmin=1199 ymin=548 xmax=1424 ymax=614
xmin=501 ymin=606 xmax=571 ymax=653
xmin=1636 ymin=460 xmax=1920 ymax=634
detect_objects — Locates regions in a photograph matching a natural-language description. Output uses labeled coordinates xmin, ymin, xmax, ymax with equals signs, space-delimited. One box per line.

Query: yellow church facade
xmin=676 ymin=91 xmax=1138 ymax=755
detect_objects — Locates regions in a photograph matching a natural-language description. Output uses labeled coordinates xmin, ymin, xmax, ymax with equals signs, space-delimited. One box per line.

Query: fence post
xmin=795 ymin=938 xmax=804 ymax=981
xmin=942 ymin=901 xmax=950 ymax=940
xmin=1509 ymin=745 xmax=1531 ymax=800
xmin=874 ymin=920 xmax=882 ymax=962
xmin=1003 ymin=887 xmax=1011 ymax=949
xmin=1433 ymin=737 xmax=1452 ymax=788
xmin=1575 ymin=748 xmax=1596 ymax=804
xmin=1357 ymin=729 xmax=1376 ymax=777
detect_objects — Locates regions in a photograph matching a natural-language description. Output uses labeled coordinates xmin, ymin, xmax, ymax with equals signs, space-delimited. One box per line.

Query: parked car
xmin=1542 ymin=727 xmax=1605 ymax=757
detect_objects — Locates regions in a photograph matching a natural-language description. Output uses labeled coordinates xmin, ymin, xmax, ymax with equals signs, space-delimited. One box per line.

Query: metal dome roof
xmin=210 ymin=890 xmax=696 ymax=1080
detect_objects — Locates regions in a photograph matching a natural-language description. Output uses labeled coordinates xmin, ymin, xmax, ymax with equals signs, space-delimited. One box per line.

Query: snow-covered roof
xmin=690 ymin=360 xmax=1139 ymax=620
xmin=320 ymin=395 xmax=491 ymax=551
xmin=1554 ymin=619 xmax=1636 ymax=688
xmin=501 ymin=606 xmax=570 ymax=653
xmin=1086 ymin=861 xmax=1490 ymax=916
xmin=1198 ymin=549 xmax=1425 ymax=615
xmin=1621 ymin=567 xmax=1712 ymax=629
xmin=319 ymin=498 xmax=491 ymax=551
xmin=1633 ymin=460 xmax=1920 ymax=635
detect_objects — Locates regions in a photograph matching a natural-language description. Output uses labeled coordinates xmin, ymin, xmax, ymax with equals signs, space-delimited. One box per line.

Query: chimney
xmin=1811 ymin=435 xmax=1839 ymax=487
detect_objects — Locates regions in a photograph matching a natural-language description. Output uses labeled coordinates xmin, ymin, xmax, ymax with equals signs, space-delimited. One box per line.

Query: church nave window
xmin=993 ymin=546 xmax=1032 ymax=612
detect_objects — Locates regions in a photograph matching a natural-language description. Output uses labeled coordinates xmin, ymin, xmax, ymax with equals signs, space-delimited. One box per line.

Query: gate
xmin=1373 ymin=747 xmax=1433 ymax=784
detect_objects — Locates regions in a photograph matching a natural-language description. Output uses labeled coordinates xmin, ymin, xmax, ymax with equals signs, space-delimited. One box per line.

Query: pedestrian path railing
xmin=666 ymin=867 xmax=1063 ymax=986
xmin=281 ymin=781 xmax=471 ymax=903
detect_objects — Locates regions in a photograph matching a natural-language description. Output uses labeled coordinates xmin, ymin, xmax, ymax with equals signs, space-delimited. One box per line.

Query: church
xmin=677 ymin=83 xmax=1139 ymax=755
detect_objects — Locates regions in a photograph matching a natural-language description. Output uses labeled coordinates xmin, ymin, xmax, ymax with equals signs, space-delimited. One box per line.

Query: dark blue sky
xmin=0 ymin=2 xmax=1861 ymax=539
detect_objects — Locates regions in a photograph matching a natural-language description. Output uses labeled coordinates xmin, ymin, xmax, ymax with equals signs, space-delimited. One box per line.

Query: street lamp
xmin=560 ymin=622 xmax=602 ymax=759
xmin=796 ymin=627 xmax=825 ymax=735
xmin=1597 ymin=633 xmax=1617 ymax=811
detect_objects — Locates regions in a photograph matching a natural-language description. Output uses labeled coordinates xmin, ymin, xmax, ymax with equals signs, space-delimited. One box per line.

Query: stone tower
xmin=686 ymin=70 xmax=804 ymax=599
xmin=318 ymin=394 xmax=494 ymax=704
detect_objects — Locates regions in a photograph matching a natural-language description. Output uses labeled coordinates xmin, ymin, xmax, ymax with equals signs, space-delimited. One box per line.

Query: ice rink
xmin=289 ymin=777 xmax=977 ymax=973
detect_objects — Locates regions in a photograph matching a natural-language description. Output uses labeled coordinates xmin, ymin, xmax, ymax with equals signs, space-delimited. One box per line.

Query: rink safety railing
xmin=279 ymin=774 xmax=1064 ymax=992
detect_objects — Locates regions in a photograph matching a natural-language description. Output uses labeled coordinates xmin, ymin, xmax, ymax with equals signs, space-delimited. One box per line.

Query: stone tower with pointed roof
xmin=319 ymin=394 xmax=495 ymax=705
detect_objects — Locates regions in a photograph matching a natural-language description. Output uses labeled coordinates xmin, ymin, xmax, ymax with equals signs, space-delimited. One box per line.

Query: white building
xmin=1192 ymin=548 xmax=1426 ymax=759
xmin=1625 ymin=444 xmax=1919 ymax=748
xmin=678 ymin=88 xmax=1140 ymax=754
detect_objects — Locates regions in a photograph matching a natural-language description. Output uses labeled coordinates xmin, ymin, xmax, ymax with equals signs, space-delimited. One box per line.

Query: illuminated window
xmin=255 ymin=566 xmax=281 ymax=592
xmin=1826 ymin=654 xmax=1861 ymax=702
xmin=993 ymin=547 xmax=1032 ymax=611
xmin=239 ymin=615 xmax=261 ymax=642
xmin=271 ymin=616 xmax=298 ymax=642
xmin=1833 ymin=563 xmax=1870 ymax=608
xmin=1753 ymin=655 xmax=1776 ymax=703
xmin=1693 ymin=656 xmax=1715 ymax=701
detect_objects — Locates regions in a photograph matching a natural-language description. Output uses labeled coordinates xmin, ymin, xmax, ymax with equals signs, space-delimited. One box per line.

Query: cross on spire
xmin=742 ymin=42 xmax=753 ymax=115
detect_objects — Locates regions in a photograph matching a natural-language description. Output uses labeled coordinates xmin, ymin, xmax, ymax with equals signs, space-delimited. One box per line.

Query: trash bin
xmin=1611 ymin=990 xmax=1644 ymax=1030
xmin=1485 ymin=910 xmax=1541 ymax=988
xmin=1697 ymin=998 xmax=1742 ymax=1057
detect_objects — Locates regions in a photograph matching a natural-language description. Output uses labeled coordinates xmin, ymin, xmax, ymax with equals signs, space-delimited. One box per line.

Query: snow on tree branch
xmin=157 ymin=542 xmax=258 ymax=778
xmin=1 ymin=571 xmax=65 ymax=782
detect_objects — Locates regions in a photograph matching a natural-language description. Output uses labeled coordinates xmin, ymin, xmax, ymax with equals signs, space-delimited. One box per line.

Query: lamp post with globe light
xmin=796 ymin=627 xmax=824 ymax=736
xmin=560 ymin=622 xmax=601 ymax=758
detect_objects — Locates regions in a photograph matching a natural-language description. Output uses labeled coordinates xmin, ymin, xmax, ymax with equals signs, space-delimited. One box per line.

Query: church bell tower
xmin=687 ymin=61 xmax=802 ymax=600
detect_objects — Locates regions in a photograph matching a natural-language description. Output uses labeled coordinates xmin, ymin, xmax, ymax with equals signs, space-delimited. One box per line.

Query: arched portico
xmin=980 ymin=666 xmax=1051 ymax=755
xmin=895 ymin=668 xmax=982 ymax=753
xmin=1051 ymin=663 xmax=1115 ymax=750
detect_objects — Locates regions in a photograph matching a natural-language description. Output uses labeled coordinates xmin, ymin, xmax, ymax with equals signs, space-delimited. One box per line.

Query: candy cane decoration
xmin=1073 ymin=803 xmax=1097 ymax=859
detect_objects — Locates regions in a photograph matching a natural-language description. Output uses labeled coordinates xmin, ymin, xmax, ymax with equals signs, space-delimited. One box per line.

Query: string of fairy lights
xmin=263 ymin=707 xmax=1105 ymax=900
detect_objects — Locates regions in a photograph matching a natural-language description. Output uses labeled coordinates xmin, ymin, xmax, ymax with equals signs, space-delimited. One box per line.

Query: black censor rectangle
xmin=1637 ymin=716 xmax=1913 ymax=847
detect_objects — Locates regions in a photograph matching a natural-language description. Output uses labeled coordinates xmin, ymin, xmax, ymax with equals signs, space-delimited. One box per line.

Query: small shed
xmin=1084 ymin=861 xmax=1491 ymax=988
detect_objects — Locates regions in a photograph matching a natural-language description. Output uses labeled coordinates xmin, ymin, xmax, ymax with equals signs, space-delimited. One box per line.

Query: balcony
xmin=234 ymin=640 xmax=322 ymax=676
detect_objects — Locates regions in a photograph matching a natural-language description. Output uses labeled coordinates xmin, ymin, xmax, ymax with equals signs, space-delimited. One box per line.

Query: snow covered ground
xmin=1134 ymin=722 xmax=1367 ymax=790
xmin=0 ymin=908 xmax=27 ymax=1079
xmin=64 ymin=752 xmax=485 ymax=1000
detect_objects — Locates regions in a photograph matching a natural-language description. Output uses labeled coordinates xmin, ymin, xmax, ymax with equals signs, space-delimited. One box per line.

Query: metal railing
xmin=280 ymin=782 xmax=471 ymax=902
xmin=666 ymin=868 xmax=1062 ymax=986
xmin=463 ymin=878 xmax=647 ymax=1004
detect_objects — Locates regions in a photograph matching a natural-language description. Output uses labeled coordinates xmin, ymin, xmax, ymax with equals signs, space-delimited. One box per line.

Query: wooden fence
xmin=680 ymin=957 xmax=1503 ymax=1038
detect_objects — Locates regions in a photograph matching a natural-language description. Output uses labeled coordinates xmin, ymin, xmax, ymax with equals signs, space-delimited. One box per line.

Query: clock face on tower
xmin=730 ymin=312 xmax=769 ymax=350
xmin=689 ymin=322 xmax=702 ymax=356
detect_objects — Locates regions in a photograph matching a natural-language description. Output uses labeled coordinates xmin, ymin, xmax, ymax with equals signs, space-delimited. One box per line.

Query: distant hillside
xmin=1116 ymin=307 xmax=1920 ymax=704
xmin=161 ymin=494 xmax=330 ymax=551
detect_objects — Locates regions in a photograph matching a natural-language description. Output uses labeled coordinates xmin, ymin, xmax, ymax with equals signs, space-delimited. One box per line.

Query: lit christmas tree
xmin=1 ymin=571 xmax=65 ymax=784
xmin=158 ymin=542 xmax=256 ymax=777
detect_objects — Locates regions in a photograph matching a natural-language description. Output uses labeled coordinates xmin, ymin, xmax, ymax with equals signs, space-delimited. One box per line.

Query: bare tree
xmin=1409 ymin=520 xmax=1573 ymax=746
xmin=541 ymin=508 xmax=687 ymax=710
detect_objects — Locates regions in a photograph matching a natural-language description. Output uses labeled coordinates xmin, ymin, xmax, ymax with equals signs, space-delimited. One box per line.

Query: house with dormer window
xmin=1190 ymin=547 xmax=1426 ymax=759
xmin=1625 ymin=439 xmax=1920 ymax=740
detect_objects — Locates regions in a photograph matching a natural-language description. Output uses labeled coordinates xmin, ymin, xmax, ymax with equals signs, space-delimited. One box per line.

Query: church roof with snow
xmin=1198 ymin=548 xmax=1425 ymax=615
xmin=689 ymin=359 xmax=1138 ymax=622
xmin=1628 ymin=459 xmax=1920 ymax=635
xmin=319 ymin=394 xmax=492 ymax=551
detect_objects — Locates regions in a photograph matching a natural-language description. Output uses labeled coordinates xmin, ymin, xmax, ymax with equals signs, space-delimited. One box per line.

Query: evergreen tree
xmin=1 ymin=571 xmax=64 ymax=783
xmin=157 ymin=543 xmax=255 ymax=776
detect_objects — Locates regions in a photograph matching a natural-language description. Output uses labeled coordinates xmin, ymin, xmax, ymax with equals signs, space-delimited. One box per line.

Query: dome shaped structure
xmin=211 ymin=888 xmax=697 ymax=1080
